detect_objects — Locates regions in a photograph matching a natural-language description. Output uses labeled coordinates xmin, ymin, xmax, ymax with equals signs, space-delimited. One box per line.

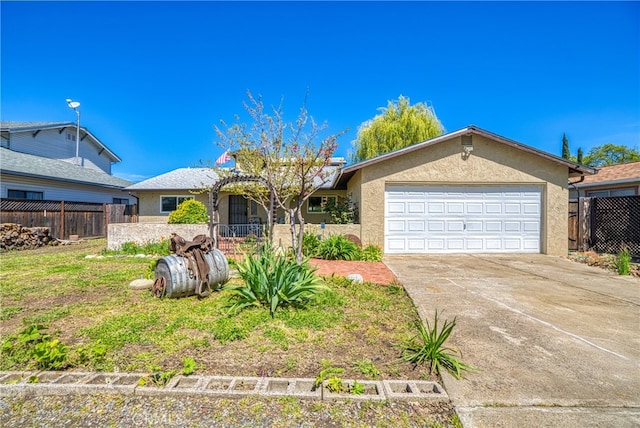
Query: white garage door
xmin=385 ymin=185 xmax=541 ymax=254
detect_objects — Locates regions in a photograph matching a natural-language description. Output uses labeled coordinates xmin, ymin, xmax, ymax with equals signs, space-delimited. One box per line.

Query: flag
xmin=214 ymin=150 xmax=231 ymax=165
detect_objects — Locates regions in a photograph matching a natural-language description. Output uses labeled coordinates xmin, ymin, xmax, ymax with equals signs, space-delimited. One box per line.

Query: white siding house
xmin=0 ymin=122 xmax=133 ymax=203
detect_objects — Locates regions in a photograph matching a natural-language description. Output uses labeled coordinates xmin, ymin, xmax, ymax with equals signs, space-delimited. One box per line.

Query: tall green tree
xmin=216 ymin=91 xmax=344 ymax=263
xmin=582 ymin=143 xmax=640 ymax=167
xmin=576 ymin=147 xmax=584 ymax=164
xmin=561 ymin=133 xmax=570 ymax=159
xmin=351 ymin=95 xmax=444 ymax=162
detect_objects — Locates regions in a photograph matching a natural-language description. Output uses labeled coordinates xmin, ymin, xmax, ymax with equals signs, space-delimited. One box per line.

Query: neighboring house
xmin=0 ymin=122 xmax=133 ymax=203
xmin=333 ymin=126 xmax=593 ymax=256
xmin=569 ymin=161 xmax=640 ymax=198
xmin=126 ymin=160 xmax=346 ymax=225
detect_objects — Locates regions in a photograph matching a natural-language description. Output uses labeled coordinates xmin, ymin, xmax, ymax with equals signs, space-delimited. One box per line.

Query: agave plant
xmin=226 ymin=247 xmax=326 ymax=317
xmin=402 ymin=310 xmax=475 ymax=379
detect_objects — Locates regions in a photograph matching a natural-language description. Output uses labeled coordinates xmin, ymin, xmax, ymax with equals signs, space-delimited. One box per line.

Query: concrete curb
xmin=0 ymin=371 xmax=448 ymax=402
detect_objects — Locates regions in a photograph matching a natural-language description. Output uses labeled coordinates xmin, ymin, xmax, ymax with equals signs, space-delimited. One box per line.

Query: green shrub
xmin=616 ymin=247 xmax=631 ymax=275
xmin=302 ymin=231 xmax=321 ymax=258
xmin=316 ymin=235 xmax=361 ymax=261
xmin=226 ymin=248 xmax=326 ymax=317
xmin=402 ymin=310 xmax=475 ymax=380
xmin=360 ymin=244 xmax=383 ymax=262
xmin=323 ymin=195 xmax=358 ymax=224
xmin=168 ymin=199 xmax=209 ymax=224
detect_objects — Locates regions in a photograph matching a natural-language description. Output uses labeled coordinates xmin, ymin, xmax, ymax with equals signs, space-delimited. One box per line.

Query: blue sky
xmin=2 ymin=1 xmax=638 ymax=183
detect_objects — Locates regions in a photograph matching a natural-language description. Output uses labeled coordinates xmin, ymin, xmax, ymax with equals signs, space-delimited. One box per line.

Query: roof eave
xmin=1 ymin=169 xmax=129 ymax=190
xmin=338 ymin=126 xmax=597 ymax=181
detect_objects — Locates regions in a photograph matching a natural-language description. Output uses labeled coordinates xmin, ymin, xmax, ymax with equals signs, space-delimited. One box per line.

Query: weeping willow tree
xmin=351 ymin=95 xmax=444 ymax=163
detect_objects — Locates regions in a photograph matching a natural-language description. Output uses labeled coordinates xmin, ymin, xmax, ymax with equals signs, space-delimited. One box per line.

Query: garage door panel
xmin=448 ymin=221 xmax=464 ymax=232
xmin=466 ymin=221 xmax=483 ymax=232
xmin=408 ymin=202 xmax=425 ymax=213
xmin=428 ymin=221 xmax=444 ymax=232
xmin=447 ymin=203 xmax=464 ymax=214
xmin=385 ymin=185 xmax=541 ymax=254
xmin=428 ymin=203 xmax=445 ymax=213
xmin=408 ymin=221 xmax=425 ymax=232
xmin=408 ymin=239 xmax=426 ymax=250
xmin=504 ymin=203 xmax=521 ymax=214
xmin=388 ymin=202 xmax=405 ymax=213
xmin=387 ymin=220 xmax=405 ymax=232
xmin=523 ymin=203 xmax=540 ymax=214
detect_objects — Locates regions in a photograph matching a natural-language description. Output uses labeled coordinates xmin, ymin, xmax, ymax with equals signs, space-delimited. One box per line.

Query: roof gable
xmin=1 ymin=121 xmax=122 ymax=163
xmin=335 ymin=126 xmax=595 ymax=188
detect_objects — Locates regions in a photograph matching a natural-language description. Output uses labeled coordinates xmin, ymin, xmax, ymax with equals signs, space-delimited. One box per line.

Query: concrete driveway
xmin=385 ymin=254 xmax=640 ymax=428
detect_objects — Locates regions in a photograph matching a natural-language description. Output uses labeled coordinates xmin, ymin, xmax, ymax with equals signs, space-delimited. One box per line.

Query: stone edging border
xmin=0 ymin=371 xmax=448 ymax=402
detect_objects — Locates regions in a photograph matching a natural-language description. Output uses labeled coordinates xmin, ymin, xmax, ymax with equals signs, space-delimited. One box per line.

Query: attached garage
xmin=333 ymin=126 xmax=595 ymax=256
xmin=385 ymin=184 xmax=542 ymax=253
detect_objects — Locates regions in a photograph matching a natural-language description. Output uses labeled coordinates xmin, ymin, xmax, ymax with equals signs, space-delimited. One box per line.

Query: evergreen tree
xmin=562 ymin=133 xmax=570 ymax=159
xmin=577 ymin=147 xmax=583 ymax=164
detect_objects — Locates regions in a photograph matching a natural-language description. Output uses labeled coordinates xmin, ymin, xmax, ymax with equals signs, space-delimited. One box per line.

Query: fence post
xmin=104 ymin=204 xmax=109 ymax=237
xmin=60 ymin=201 xmax=65 ymax=239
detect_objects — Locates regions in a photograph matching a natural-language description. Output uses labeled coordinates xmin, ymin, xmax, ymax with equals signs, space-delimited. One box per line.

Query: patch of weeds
xmin=103 ymin=239 xmax=171 ymax=256
xmin=0 ymin=306 xmax=22 ymax=321
xmin=264 ymin=326 xmax=289 ymax=351
xmin=211 ymin=317 xmax=249 ymax=344
xmin=23 ymin=306 xmax=71 ymax=325
xmin=1 ymin=325 xmax=69 ymax=370
xmin=46 ymin=264 xmax=84 ymax=274
xmin=353 ymin=358 xmax=381 ymax=379
xmin=616 ymin=247 xmax=631 ymax=275
xmin=181 ymin=357 xmax=196 ymax=375
xmin=139 ymin=369 xmax=176 ymax=387
xmin=81 ymin=312 xmax=160 ymax=351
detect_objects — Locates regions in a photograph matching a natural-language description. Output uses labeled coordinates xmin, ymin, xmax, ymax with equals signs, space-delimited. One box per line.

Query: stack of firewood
xmin=0 ymin=223 xmax=54 ymax=251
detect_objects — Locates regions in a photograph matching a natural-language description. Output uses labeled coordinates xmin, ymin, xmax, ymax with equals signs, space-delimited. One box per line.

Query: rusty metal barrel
xmin=154 ymin=249 xmax=229 ymax=298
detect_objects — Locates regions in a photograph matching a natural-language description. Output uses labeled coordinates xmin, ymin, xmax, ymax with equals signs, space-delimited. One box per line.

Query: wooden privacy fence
xmin=569 ymin=196 xmax=640 ymax=256
xmin=0 ymin=199 xmax=138 ymax=240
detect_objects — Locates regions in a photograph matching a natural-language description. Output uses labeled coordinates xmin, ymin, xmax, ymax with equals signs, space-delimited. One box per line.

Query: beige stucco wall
xmin=356 ymin=135 xmax=569 ymax=256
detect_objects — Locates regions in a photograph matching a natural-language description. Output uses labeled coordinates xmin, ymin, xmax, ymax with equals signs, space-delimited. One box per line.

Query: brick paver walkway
xmin=308 ymin=259 xmax=397 ymax=285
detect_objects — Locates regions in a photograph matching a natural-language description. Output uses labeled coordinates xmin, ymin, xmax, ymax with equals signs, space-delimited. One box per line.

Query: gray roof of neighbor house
xmin=334 ymin=125 xmax=596 ymax=189
xmin=1 ymin=121 xmax=122 ymax=163
xmin=126 ymin=168 xmax=221 ymax=191
xmin=0 ymin=147 xmax=132 ymax=189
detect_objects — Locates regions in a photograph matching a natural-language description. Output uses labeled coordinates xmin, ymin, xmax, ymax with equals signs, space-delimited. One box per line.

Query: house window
xmin=587 ymin=188 xmax=635 ymax=197
xmin=66 ymin=132 xmax=76 ymax=142
xmin=160 ymin=196 xmax=194 ymax=213
xmin=250 ymin=200 xmax=258 ymax=216
xmin=308 ymin=195 xmax=337 ymax=213
xmin=8 ymin=189 xmax=44 ymax=200
xmin=113 ymin=198 xmax=129 ymax=204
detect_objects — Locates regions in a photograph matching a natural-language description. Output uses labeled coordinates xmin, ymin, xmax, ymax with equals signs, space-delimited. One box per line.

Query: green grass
xmin=0 ymin=239 xmax=431 ymax=383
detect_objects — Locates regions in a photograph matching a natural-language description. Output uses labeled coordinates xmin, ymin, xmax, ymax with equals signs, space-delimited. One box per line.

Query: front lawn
xmin=0 ymin=239 xmax=431 ymax=381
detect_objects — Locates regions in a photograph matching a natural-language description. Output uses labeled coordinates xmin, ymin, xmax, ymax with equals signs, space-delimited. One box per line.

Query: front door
xmin=229 ymin=195 xmax=248 ymax=225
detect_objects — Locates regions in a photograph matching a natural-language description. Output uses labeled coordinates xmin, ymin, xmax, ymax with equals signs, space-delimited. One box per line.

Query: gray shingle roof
xmin=127 ymin=165 xmax=339 ymax=191
xmin=126 ymin=168 xmax=221 ymax=191
xmin=0 ymin=147 xmax=132 ymax=189
xmin=1 ymin=121 xmax=74 ymax=131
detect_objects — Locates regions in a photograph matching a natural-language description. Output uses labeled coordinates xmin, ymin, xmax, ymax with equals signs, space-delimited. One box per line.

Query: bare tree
xmin=215 ymin=91 xmax=344 ymax=263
